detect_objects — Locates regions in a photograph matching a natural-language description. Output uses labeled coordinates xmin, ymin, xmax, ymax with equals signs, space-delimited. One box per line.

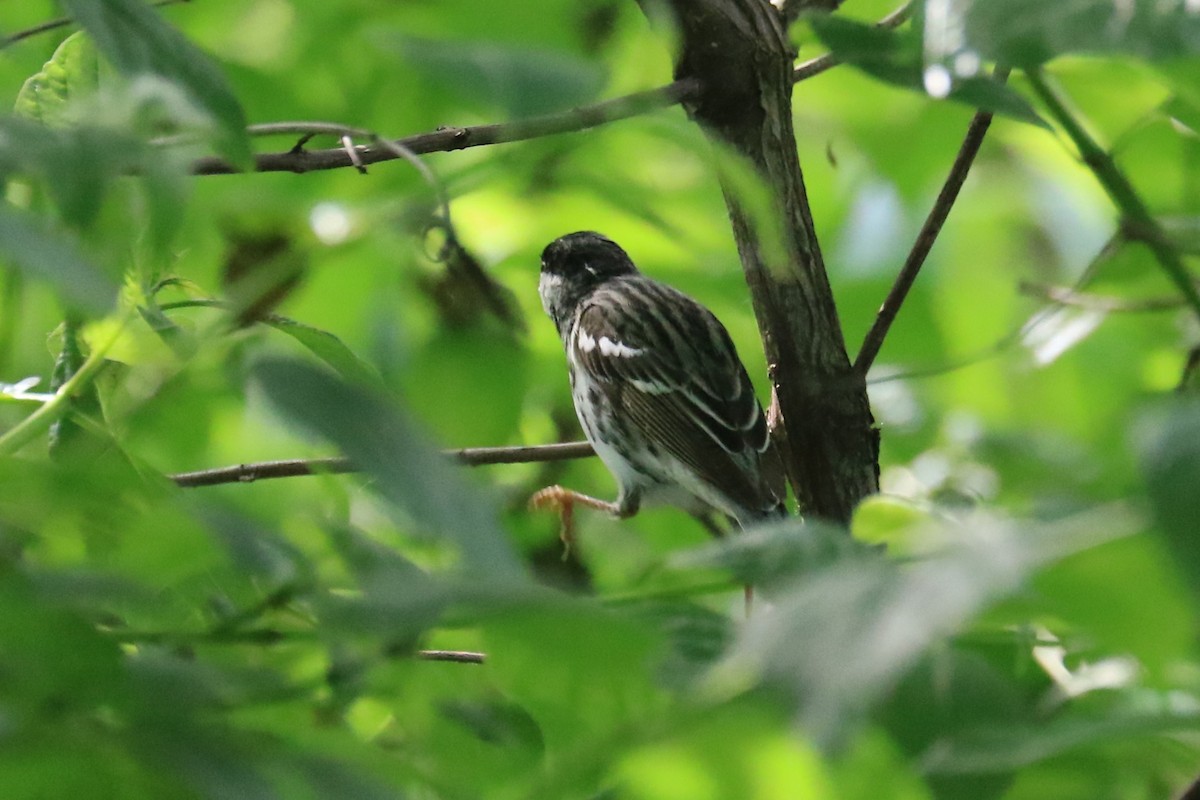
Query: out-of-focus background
xmin=1 ymin=1 xmax=1199 ymax=797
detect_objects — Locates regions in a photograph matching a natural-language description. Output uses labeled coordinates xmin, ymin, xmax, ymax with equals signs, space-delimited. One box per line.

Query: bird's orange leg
xmin=528 ymin=485 xmax=622 ymax=560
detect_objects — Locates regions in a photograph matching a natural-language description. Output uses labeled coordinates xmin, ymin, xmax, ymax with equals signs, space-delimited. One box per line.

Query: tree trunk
xmin=641 ymin=0 xmax=879 ymax=523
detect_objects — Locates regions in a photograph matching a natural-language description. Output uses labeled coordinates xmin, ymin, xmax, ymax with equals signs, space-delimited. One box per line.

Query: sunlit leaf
xmin=482 ymin=601 xmax=664 ymax=750
xmin=14 ymin=32 xmax=98 ymax=125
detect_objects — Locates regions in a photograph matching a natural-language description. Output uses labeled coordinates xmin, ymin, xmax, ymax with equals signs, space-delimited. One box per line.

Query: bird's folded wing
xmin=572 ymin=297 xmax=777 ymax=510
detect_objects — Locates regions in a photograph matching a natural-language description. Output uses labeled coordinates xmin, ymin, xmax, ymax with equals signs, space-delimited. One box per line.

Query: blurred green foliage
xmin=1 ymin=0 xmax=1199 ymax=797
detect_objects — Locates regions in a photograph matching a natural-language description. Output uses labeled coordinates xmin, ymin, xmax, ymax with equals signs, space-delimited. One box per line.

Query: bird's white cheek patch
xmin=598 ymin=336 xmax=642 ymax=358
xmin=538 ymin=272 xmax=563 ymax=316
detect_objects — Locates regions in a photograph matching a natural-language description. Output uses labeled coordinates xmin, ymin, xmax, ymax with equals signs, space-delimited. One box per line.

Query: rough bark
xmin=641 ymin=0 xmax=879 ymax=523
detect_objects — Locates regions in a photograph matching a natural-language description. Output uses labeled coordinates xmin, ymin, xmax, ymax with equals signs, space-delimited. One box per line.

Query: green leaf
xmin=668 ymin=518 xmax=865 ymax=589
xmin=482 ymin=601 xmax=664 ymax=750
xmin=922 ymin=692 xmax=1200 ymax=774
xmin=810 ymin=16 xmax=1047 ymax=127
xmin=0 ymin=205 xmax=118 ymax=315
xmin=47 ymin=316 xmax=105 ymax=458
xmin=384 ymin=36 xmax=606 ymax=118
xmin=316 ymin=523 xmax=446 ymax=643
xmin=1133 ymin=399 xmax=1200 ymax=591
xmin=964 ymin=0 xmax=1200 ymax=66
xmin=1160 ymin=215 xmax=1200 ymax=256
xmin=716 ymin=509 xmax=1134 ymax=748
xmin=60 ymin=0 xmax=251 ymax=167
xmin=253 ymin=358 xmax=525 ymax=582
xmin=263 ymin=315 xmax=382 ymax=387
xmin=14 ymin=32 xmax=98 ymax=125
xmin=880 ymin=651 xmax=1025 ymax=800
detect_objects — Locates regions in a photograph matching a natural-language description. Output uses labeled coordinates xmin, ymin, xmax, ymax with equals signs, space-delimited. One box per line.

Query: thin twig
xmin=1019 ymin=282 xmax=1185 ymax=313
xmin=249 ymin=122 xmax=374 ymax=139
xmin=178 ymin=4 xmax=910 ymax=176
xmin=854 ymin=68 xmax=1005 ymax=375
xmin=1026 ymin=69 xmax=1200 ymax=325
xmin=104 ymin=625 xmax=487 ymax=663
xmin=0 ymin=0 xmax=190 ymax=49
xmin=189 ymin=79 xmax=700 ymax=175
xmin=152 ymin=121 xmax=377 ymax=148
xmin=1180 ymin=346 xmax=1200 ymax=393
xmin=865 ymin=235 xmax=1129 ymax=386
xmin=792 ymin=2 xmax=913 ymax=83
xmin=169 ymin=441 xmax=595 ymax=487
xmin=417 ymin=649 xmax=486 ymax=664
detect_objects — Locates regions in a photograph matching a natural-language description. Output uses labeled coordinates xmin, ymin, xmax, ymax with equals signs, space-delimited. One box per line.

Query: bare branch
xmin=104 ymin=625 xmax=487 ymax=663
xmin=169 ymin=441 xmax=595 ymax=488
xmin=189 ymin=80 xmax=700 ymax=175
xmin=417 ymin=649 xmax=486 ymax=664
xmin=183 ymin=3 xmax=908 ymax=177
xmin=792 ymin=2 xmax=913 ymax=83
xmin=854 ymin=70 xmax=1005 ymax=375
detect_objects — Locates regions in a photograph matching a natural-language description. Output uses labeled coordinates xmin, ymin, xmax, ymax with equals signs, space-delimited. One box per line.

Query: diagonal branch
xmin=185 ymin=4 xmax=905 ymax=177
xmin=792 ymin=2 xmax=913 ymax=83
xmin=1018 ymin=282 xmax=1185 ymax=313
xmin=1026 ymin=69 xmax=1200 ymax=326
xmin=169 ymin=441 xmax=595 ymax=487
xmin=190 ymin=80 xmax=699 ymax=175
xmin=855 ymin=72 xmax=1004 ymax=375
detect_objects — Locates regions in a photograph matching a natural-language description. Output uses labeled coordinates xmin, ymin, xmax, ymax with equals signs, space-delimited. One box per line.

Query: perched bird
xmin=531 ymin=231 xmax=786 ymax=542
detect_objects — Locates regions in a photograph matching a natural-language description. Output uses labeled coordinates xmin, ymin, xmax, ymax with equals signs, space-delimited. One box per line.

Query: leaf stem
xmin=0 ymin=311 xmax=129 ymax=456
xmin=1026 ymin=69 xmax=1200 ymax=324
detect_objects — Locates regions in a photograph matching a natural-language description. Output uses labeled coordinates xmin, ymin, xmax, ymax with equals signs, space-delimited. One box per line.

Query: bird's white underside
xmin=570 ymin=352 xmax=750 ymax=523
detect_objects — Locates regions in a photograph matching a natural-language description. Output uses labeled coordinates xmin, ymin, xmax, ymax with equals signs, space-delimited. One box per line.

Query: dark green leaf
xmin=880 ymin=651 xmax=1025 ymax=800
xmin=1134 ymin=399 xmax=1200 ymax=590
xmin=922 ymin=692 xmax=1200 ymax=774
xmin=60 ymin=0 xmax=250 ymax=166
xmin=810 ymin=16 xmax=1046 ymax=127
xmin=385 ymin=36 xmax=606 ymax=118
xmin=667 ymin=518 xmax=865 ymax=588
xmin=48 ymin=316 xmax=104 ymax=458
xmin=720 ymin=509 xmax=1132 ymax=748
xmin=263 ymin=315 xmax=382 ymax=387
xmin=0 ymin=205 xmax=118 ymax=314
xmin=253 ymin=358 xmax=525 ymax=582
xmin=964 ymin=0 xmax=1200 ymax=66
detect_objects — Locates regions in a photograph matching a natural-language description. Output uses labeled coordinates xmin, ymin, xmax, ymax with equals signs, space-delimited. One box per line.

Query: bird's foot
xmin=528 ymin=485 xmax=619 ymax=560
